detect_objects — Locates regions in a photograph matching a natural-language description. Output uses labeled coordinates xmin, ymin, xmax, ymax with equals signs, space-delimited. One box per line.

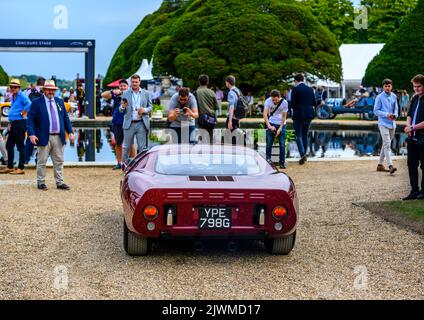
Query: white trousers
xmin=379 ymin=125 xmax=395 ymax=167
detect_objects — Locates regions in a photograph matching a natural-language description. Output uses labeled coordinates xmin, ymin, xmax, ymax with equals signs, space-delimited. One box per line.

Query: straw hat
xmin=43 ymin=80 xmax=59 ymax=90
xmin=9 ymin=79 xmax=21 ymax=87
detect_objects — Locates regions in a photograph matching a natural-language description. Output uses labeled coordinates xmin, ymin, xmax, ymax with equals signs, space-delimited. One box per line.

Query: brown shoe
xmin=0 ymin=168 xmax=14 ymax=174
xmin=299 ymin=155 xmax=307 ymax=165
xmin=376 ymin=164 xmax=389 ymax=172
xmin=10 ymin=168 xmax=25 ymax=175
xmin=389 ymin=166 xmax=397 ymax=175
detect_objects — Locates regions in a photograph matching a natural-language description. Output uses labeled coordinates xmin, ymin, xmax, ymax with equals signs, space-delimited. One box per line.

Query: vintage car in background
xmin=1 ymin=102 xmax=10 ymax=117
xmin=316 ymin=97 xmax=376 ymax=120
xmin=121 ymin=144 xmax=299 ymax=256
xmin=0 ymin=101 xmax=73 ymax=118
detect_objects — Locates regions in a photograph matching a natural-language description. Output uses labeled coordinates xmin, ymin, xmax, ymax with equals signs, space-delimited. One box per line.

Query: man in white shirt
xmin=264 ymin=90 xmax=289 ymax=169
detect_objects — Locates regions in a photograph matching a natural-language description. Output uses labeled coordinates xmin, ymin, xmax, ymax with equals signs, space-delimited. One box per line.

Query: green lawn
xmin=381 ymin=201 xmax=424 ymax=222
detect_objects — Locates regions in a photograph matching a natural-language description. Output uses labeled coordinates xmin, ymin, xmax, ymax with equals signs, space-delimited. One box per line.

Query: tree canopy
xmin=360 ymin=0 xmax=417 ymax=43
xmin=299 ymin=0 xmax=356 ymax=44
xmin=0 ymin=65 xmax=9 ymax=86
xmin=364 ymin=0 xmax=424 ymax=90
xmin=104 ymin=0 xmax=341 ymax=93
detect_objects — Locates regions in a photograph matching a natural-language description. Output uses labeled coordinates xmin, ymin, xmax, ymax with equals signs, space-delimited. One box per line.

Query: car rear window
xmin=155 ymin=153 xmax=262 ymax=176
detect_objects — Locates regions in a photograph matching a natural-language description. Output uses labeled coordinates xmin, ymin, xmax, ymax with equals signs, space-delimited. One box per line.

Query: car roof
xmin=148 ymin=144 xmax=260 ymax=156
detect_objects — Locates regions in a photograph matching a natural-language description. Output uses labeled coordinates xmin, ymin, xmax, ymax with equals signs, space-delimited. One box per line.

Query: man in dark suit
xmin=27 ymin=80 xmax=75 ymax=191
xmin=291 ymin=74 xmax=317 ymax=165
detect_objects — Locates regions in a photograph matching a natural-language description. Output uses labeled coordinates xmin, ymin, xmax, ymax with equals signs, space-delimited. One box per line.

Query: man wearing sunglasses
xmin=0 ymin=79 xmax=31 ymax=175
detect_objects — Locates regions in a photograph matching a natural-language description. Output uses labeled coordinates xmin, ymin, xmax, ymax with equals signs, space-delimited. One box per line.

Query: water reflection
xmin=64 ymin=128 xmax=116 ymax=163
xmin=25 ymin=128 xmax=408 ymax=163
xmin=299 ymin=130 xmax=408 ymax=159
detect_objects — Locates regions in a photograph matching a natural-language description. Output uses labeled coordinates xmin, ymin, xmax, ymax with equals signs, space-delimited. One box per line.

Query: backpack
xmin=232 ymin=89 xmax=249 ymax=120
xmin=29 ymin=88 xmax=42 ymax=102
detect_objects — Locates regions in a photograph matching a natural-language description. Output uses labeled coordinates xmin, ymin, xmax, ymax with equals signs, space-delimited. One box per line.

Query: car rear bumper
xmin=122 ymin=188 xmax=298 ymax=240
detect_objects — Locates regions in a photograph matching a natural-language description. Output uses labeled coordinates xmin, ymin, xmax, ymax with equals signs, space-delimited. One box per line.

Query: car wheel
xmin=364 ymin=109 xmax=376 ymax=121
xmin=2 ymin=106 xmax=10 ymax=117
xmin=123 ymin=219 xmax=150 ymax=256
xmin=265 ymin=231 xmax=296 ymax=255
xmin=316 ymin=105 xmax=332 ymax=120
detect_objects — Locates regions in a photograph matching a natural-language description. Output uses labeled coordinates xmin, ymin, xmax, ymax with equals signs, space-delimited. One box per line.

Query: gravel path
xmin=0 ymin=160 xmax=423 ymax=300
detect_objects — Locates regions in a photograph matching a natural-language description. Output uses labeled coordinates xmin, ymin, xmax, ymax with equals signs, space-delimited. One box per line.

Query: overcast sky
xmin=0 ymin=0 xmax=361 ymax=80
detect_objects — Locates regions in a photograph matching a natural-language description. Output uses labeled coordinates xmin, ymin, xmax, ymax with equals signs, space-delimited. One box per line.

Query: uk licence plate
xmin=198 ymin=207 xmax=232 ymax=230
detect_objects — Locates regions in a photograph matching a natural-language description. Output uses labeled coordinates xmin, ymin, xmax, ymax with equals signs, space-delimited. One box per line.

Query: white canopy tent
xmin=340 ymin=43 xmax=384 ymax=98
xmin=130 ymin=57 xmax=154 ymax=81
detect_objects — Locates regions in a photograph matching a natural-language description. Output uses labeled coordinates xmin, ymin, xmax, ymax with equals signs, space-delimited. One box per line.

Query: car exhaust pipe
xmin=194 ymin=241 xmax=204 ymax=252
xmin=228 ymin=241 xmax=238 ymax=252
xmin=166 ymin=210 xmax=174 ymax=226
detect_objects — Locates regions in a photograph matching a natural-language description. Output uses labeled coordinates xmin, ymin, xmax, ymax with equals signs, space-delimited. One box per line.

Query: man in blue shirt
xmin=225 ymin=75 xmax=241 ymax=132
xmin=0 ymin=79 xmax=31 ymax=175
xmin=374 ymin=79 xmax=398 ymax=175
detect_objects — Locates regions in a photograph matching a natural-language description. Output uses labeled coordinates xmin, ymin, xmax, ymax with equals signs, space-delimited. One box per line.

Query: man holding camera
xmin=264 ymin=90 xmax=288 ymax=169
xmin=119 ymin=75 xmax=153 ymax=163
xmin=167 ymin=88 xmax=199 ymax=144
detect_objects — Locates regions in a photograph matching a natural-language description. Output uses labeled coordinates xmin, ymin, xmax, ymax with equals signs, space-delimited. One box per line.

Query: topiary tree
xmin=105 ymin=0 xmax=341 ymax=93
xmin=0 ymin=65 xmax=9 ymax=86
xmin=300 ymin=0 xmax=356 ymax=44
xmin=360 ymin=0 xmax=417 ymax=43
xmin=364 ymin=0 xmax=424 ymax=90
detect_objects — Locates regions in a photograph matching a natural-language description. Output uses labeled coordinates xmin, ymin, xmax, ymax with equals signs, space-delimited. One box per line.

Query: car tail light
xmin=143 ymin=205 xmax=159 ymax=220
xmin=272 ymin=206 xmax=288 ymax=220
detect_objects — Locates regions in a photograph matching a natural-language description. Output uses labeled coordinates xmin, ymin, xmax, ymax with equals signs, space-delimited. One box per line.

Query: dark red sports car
xmin=121 ymin=144 xmax=299 ymax=256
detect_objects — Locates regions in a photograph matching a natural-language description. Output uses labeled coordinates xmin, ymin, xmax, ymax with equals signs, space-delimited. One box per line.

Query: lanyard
xmin=132 ymin=91 xmax=141 ymax=109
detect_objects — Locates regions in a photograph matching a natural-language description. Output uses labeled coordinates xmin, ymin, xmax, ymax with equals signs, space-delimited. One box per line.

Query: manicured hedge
xmin=364 ymin=0 xmax=424 ymax=90
xmin=104 ymin=0 xmax=341 ymax=93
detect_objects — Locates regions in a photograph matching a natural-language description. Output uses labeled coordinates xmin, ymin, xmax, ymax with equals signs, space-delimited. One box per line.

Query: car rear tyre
xmin=123 ymin=219 xmax=150 ymax=256
xmin=265 ymin=231 xmax=296 ymax=255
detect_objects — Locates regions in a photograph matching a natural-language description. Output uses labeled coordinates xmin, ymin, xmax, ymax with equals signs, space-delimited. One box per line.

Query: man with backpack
xmin=225 ymin=75 xmax=249 ymax=131
xmin=264 ymin=90 xmax=289 ymax=169
xmin=196 ymin=75 xmax=218 ymax=144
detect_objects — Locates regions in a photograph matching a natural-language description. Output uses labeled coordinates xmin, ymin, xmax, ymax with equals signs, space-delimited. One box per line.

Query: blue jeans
xmin=266 ymin=124 xmax=287 ymax=165
xmin=293 ymin=120 xmax=312 ymax=157
xmin=171 ymin=126 xmax=196 ymax=144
